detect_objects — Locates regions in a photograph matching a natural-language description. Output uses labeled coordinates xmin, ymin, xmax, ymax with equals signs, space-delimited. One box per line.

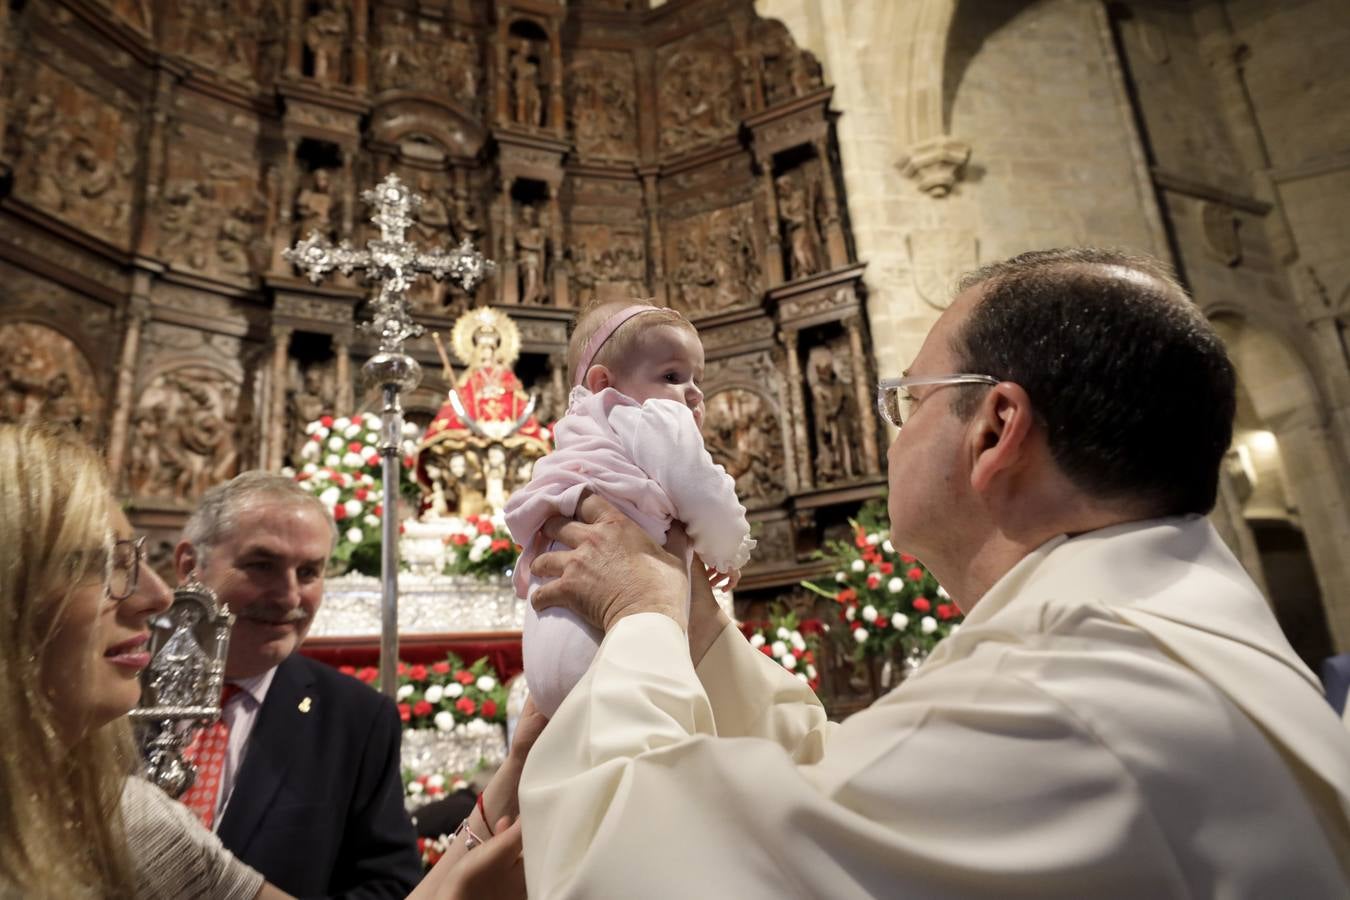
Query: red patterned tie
xmin=181 ymin=684 xmax=242 ymax=827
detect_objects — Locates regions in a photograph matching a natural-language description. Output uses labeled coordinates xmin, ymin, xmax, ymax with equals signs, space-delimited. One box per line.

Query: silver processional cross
xmin=284 ymin=173 xmax=495 ymax=699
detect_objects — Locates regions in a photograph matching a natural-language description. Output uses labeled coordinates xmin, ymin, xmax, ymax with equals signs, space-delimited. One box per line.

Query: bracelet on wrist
xmin=476 ymin=792 xmax=495 ymax=836
xmin=453 ymin=816 xmax=486 ymax=851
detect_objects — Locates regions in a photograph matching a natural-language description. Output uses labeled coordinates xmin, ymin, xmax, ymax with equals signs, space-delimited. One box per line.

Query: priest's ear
xmin=583 ymin=364 xmax=614 ymax=393
xmin=173 ymin=540 xmax=198 ymax=586
xmin=968 ymin=381 xmax=1035 ymax=493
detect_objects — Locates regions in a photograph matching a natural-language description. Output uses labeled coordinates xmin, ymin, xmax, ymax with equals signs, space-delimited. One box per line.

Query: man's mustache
xmin=237 ymin=605 xmax=312 ymax=625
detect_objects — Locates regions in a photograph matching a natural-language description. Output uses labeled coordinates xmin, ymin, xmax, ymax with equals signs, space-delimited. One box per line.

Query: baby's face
xmin=610 ymin=324 xmax=706 ymax=429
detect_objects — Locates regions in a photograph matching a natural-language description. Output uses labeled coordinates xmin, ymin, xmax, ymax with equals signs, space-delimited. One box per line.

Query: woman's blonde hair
xmin=566 ymin=297 xmax=695 ymax=386
xmin=0 ymin=424 xmax=137 ymax=898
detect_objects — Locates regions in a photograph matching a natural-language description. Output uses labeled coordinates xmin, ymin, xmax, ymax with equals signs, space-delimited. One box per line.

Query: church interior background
xmin=1 ymin=0 xmax=1348 ymax=729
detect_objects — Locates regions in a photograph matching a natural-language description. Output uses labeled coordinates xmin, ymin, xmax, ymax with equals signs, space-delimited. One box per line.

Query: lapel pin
xmin=298 ymin=697 xmax=312 ymax=713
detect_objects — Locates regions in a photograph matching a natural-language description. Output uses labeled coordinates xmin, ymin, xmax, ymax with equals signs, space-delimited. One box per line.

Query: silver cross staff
xmin=284 ymin=173 xmax=495 ymax=699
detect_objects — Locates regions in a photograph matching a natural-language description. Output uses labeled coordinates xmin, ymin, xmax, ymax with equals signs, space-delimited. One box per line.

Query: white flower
xmin=476 ymin=675 xmax=496 ymax=692
xmin=362 ymin=413 xmax=379 ymax=428
xmin=749 ymin=633 xmax=766 ymax=648
xmin=334 ymin=416 xmax=351 ymax=430
xmin=835 ymin=572 xmax=847 ymax=583
xmin=790 ymin=633 xmax=806 ymax=652
xmin=776 ymin=627 xmax=790 ymax=640
xmin=444 ymin=550 xmax=459 ymax=566
xmin=302 ymin=462 xmax=318 ymax=474
xmin=771 ymin=640 xmax=787 ymax=658
xmin=862 ymin=605 xmax=878 ymax=623
xmin=301 ymin=441 xmax=320 ymax=461
xmin=806 ymin=664 xmax=817 ymax=679
xmin=327 ymin=436 xmax=345 ymax=451
xmin=428 ymin=774 xmax=445 ymax=789
xmin=452 ymin=778 xmax=468 ymax=791
xmin=319 ymin=486 xmax=341 ymax=507
xmin=312 ymin=467 xmax=329 ymax=480
xmin=882 ymin=539 xmax=895 ymax=554
xmin=408 ymin=780 xmax=424 ymax=795
xmin=345 ymin=527 xmax=363 ymax=544
xmin=781 ymin=654 xmax=797 ymax=670
xmin=396 ymin=684 xmax=414 ymax=700
xmin=845 ymin=605 xmax=856 ymax=621
xmin=937 ymin=586 xmax=950 ymax=600
xmin=434 ymin=710 xmax=454 ymax=732
xmin=796 ymin=672 xmax=809 ymax=683
xmin=950 ymin=624 xmax=961 ymax=635
xmin=853 ymin=627 xmax=869 ymax=644
xmin=473 ymin=533 xmax=492 ymax=550
xmin=887 ymin=577 xmax=904 ymax=593
xmin=850 ymin=559 xmax=865 ymax=573
xmin=866 ymin=533 xmax=880 ymax=545
xmin=468 ymin=545 xmax=485 ymax=563
xmin=325 ymin=454 xmax=341 ymax=467
xmin=364 ymin=514 xmax=379 ymax=527
xmin=305 ymin=421 xmax=322 ymax=435
xmin=921 ymin=616 xmax=937 ymax=634
xmin=445 ymin=682 xmax=464 ymax=698
xmin=343 ymin=451 xmax=365 ymax=469
xmin=344 ymin=499 xmax=363 ymax=517
xmin=402 ymin=421 xmax=419 ymax=438
xmin=424 ymin=685 xmax=444 ymax=704
xmin=891 ymin=612 xmax=909 ymax=630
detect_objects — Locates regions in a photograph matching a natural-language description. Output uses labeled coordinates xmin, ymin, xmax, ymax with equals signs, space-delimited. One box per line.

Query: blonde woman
xmin=0 ymin=424 xmax=286 ymax=899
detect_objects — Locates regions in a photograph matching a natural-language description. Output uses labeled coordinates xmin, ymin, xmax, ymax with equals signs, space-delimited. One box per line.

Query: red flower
xmin=432 ymin=661 xmax=451 ymax=675
xmin=866 ymin=573 xmax=881 ymax=589
xmin=907 ymin=567 xmax=924 ymax=581
xmin=357 ymin=666 xmax=378 ymax=684
xmin=333 ymin=473 xmax=347 ymax=487
xmin=397 ymin=662 xmax=408 ymax=675
xmin=456 ymin=697 xmax=477 ymax=716
xmin=863 ymin=550 xmax=881 ymax=565
xmin=409 ymin=664 xmax=428 ymax=682
xmin=451 ymin=533 xmax=469 ymax=546
xmin=333 ymin=505 xmax=347 ymax=521
xmin=403 ymin=455 xmax=415 ymax=468
xmin=476 ymin=520 xmax=496 ymax=535
xmin=320 ymin=415 xmax=334 ymax=427
xmin=482 ymin=699 xmax=498 ymax=718
xmin=835 ymin=588 xmax=856 ymax=605
xmin=364 ymin=454 xmax=379 ymax=468
xmin=490 ymin=538 xmax=512 ymax=552
xmin=759 ymin=645 xmax=774 ymax=657
xmin=900 ymin=553 xmax=917 ymax=564
xmin=296 ymin=471 xmax=310 ymax=482
xmin=339 ymin=665 xmax=355 ymax=676
xmin=804 ymin=651 xmax=815 ymax=664
xmin=455 ymin=670 xmax=475 ymax=684
xmin=374 ymin=504 xmax=383 ymax=517
xmin=912 ymin=597 xmax=931 ymax=613
xmin=413 ymin=700 xmax=433 ymax=717
xmin=348 ymin=441 xmax=363 ymax=453
xmin=937 ymin=603 xmax=956 ymax=620
xmin=854 ymin=534 xmax=868 ymax=548
xmin=879 ymin=562 xmax=893 ymax=575
xmin=310 ymin=433 xmax=323 ymax=443
xmin=792 ymin=647 xmax=804 ymax=658
xmin=355 ymin=487 xmax=369 ymax=501
xmin=397 ymin=703 xmax=410 ymax=722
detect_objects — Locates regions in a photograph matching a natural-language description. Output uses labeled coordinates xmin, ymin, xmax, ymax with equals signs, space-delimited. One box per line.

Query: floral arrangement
xmin=440 ymin=512 xmax=522 ymax=581
xmin=340 ymin=654 xmax=509 ymax=729
xmin=403 ymin=769 xmax=470 ymax=808
xmin=285 ymin=413 xmax=422 ymax=575
xmin=417 ymin=834 xmax=452 ymax=868
xmin=742 ymin=610 xmax=821 ymax=692
xmin=803 ymin=500 xmax=962 ymax=661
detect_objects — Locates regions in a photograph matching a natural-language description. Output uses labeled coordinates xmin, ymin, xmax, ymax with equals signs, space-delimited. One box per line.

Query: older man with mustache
xmin=174 ymin=471 xmax=422 ymax=899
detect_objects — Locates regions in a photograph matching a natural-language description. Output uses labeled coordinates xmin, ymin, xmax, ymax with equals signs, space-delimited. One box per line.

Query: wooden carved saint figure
xmin=510 ymin=38 xmax=544 ymax=127
xmin=516 ymin=204 xmax=548 ymax=304
xmin=306 ymin=0 xmax=349 ymax=84
xmin=777 ymin=173 xmax=821 ymax=280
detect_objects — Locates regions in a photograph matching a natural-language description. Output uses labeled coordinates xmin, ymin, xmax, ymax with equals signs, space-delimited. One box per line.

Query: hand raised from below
xmin=530 ymin=493 xmax=690 ymax=633
xmin=439 ymin=818 xmax=526 ymax=900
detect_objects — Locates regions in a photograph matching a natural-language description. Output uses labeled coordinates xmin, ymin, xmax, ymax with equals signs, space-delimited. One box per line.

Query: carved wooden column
xmin=547 ymin=28 xmax=564 ymax=135
xmin=351 ymin=0 xmax=369 ymax=92
xmin=133 ymin=68 xmax=177 ymax=257
xmin=285 ymin=0 xmax=305 ymax=77
xmin=271 ymin=139 xmax=301 ymax=270
xmin=640 ymin=167 xmax=666 ymax=303
xmin=782 ymin=329 xmax=813 ymax=490
xmin=106 ymin=293 xmax=152 ymax=487
xmin=844 ymin=311 xmax=880 ymax=474
xmin=494 ymin=26 xmax=511 ymax=125
xmin=759 ymin=155 xmax=786 ymax=286
xmin=334 ymin=335 xmax=353 ymax=416
xmin=812 ymin=139 xmax=848 ymax=270
xmin=268 ymin=325 xmax=293 ymax=470
xmin=773 ymin=348 xmax=801 ymax=495
xmin=547 ymin=183 xmax=568 ymax=306
xmin=341 ymin=152 xmax=355 ymax=237
xmin=499 ymin=177 xmax=518 ymax=303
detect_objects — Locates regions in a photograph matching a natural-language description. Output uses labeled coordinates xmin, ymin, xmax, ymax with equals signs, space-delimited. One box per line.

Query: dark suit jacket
xmin=217 ymin=654 xmax=422 ymax=899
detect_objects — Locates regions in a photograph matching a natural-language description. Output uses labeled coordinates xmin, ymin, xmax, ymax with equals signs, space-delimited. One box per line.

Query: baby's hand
xmin=707 ymin=567 xmax=741 ymax=592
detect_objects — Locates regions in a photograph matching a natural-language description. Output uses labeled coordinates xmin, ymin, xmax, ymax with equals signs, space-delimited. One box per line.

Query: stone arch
xmin=369 ymin=94 xmax=488 ymax=159
xmin=0 ymin=318 xmax=104 ymax=436
xmin=703 ymin=382 xmax=786 ymax=507
xmin=1210 ymin=310 xmax=1350 ymax=653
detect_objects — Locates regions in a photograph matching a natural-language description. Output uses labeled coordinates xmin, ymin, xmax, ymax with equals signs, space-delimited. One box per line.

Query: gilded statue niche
xmin=127 ymin=365 xmax=243 ymax=503
xmin=703 ymin=387 xmax=786 ymax=508
xmin=0 ymin=322 xmax=103 ymax=436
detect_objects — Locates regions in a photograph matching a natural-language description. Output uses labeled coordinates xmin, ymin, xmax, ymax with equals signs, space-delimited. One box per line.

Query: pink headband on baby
xmin=572 ymin=305 xmax=669 ymax=386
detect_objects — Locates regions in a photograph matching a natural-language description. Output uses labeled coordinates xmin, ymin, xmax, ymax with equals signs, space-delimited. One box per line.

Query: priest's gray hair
xmin=183 ymin=470 xmax=337 ymax=567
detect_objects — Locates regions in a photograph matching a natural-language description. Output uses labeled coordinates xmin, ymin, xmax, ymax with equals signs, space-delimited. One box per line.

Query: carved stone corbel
xmin=898 ymin=136 xmax=971 ymax=198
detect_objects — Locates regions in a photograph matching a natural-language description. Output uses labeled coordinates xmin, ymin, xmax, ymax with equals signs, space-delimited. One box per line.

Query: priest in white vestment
xmin=517 ymin=249 xmax=1350 ymax=898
